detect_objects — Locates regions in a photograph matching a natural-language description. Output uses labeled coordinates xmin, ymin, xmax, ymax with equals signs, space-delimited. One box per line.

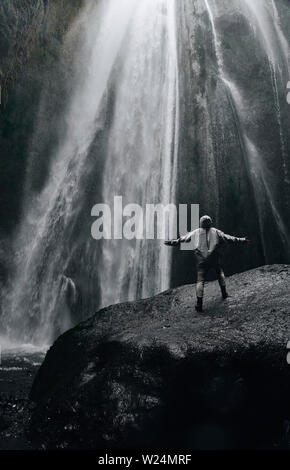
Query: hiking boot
xmin=195 ymin=297 xmax=203 ymax=312
xmin=221 ymin=286 xmax=229 ymax=300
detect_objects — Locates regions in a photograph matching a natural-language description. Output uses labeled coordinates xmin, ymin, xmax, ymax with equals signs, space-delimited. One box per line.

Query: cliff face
xmin=30 ymin=265 xmax=290 ymax=449
xmin=1 ymin=1 xmax=290 ymax=265
xmin=0 ymin=1 xmax=86 ymax=314
xmin=0 ymin=0 xmax=84 ymax=235
xmin=0 ymin=0 xmax=84 ymax=107
xmin=1 ymin=1 xmax=290 ymax=346
xmin=173 ymin=0 xmax=290 ymax=286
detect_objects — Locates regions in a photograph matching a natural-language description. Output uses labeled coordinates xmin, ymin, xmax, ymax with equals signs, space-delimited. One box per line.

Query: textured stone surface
xmin=30 ymin=265 xmax=290 ymax=449
xmin=0 ymin=0 xmax=84 ymax=234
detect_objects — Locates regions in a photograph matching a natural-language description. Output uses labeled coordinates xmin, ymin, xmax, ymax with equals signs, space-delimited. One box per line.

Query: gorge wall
xmin=1 ymin=0 xmax=290 ymax=345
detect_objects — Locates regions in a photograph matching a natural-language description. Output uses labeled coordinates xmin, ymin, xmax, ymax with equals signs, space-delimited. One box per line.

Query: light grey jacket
xmin=180 ymin=227 xmax=246 ymax=264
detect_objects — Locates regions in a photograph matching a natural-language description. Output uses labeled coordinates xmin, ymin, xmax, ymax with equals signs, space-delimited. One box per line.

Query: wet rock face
xmin=0 ymin=0 xmax=84 ymax=233
xmin=0 ymin=0 xmax=84 ymax=100
xmin=30 ymin=265 xmax=290 ymax=449
xmin=173 ymin=0 xmax=290 ymax=286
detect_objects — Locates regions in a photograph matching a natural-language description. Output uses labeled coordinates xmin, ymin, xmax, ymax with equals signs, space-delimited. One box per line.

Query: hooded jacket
xmin=180 ymin=215 xmax=246 ymax=265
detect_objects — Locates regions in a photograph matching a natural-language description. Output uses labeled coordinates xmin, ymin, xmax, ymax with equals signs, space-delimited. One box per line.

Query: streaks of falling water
xmin=203 ymin=0 xmax=290 ymax=260
xmin=2 ymin=0 xmax=179 ymax=346
xmin=204 ymin=0 xmax=223 ymax=71
xmin=2 ymin=0 xmax=143 ymax=345
xmin=240 ymin=0 xmax=290 ymax=250
xmin=2 ymin=0 xmax=290 ymax=347
xmin=242 ymin=0 xmax=290 ymax=186
xmin=203 ymin=0 xmax=266 ymax=254
xmin=99 ymin=0 xmax=179 ymax=307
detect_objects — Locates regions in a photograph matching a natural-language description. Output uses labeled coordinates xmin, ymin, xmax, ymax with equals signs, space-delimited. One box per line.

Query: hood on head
xmin=200 ymin=215 xmax=212 ymax=229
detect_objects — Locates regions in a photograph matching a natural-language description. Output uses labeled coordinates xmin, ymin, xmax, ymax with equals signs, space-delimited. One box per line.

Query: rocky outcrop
xmin=30 ymin=265 xmax=290 ymax=449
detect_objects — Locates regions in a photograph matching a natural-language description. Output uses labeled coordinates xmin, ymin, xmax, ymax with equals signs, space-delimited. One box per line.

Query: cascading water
xmin=1 ymin=0 xmax=290 ymax=347
xmin=98 ymin=0 xmax=179 ymax=307
xmin=243 ymin=0 xmax=290 ymax=184
xmin=1 ymin=0 xmax=179 ymax=346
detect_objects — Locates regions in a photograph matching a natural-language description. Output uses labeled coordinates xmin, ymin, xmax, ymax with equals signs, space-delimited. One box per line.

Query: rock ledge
xmin=30 ymin=265 xmax=290 ymax=449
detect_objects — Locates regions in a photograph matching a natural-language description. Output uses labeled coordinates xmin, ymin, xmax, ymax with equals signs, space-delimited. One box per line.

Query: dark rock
xmin=30 ymin=265 xmax=290 ymax=449
xmin=0 ymin=351 xmax=44 ymax=450
xmin=174 ymin=0 xmax=290 ymax=286
xmin=0 ymin=0 xmax=85 ymax=233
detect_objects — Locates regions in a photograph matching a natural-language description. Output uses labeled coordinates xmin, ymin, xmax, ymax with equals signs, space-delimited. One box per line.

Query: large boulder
xmin=30 ymin=265 xmax=290 ymax=449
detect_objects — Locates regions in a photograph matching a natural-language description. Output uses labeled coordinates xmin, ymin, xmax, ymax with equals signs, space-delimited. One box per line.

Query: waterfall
xmin=2 ymin=0 xmax=179 ymax=345
xmin=204 ymin=0 xmax=222 ymax=71
xmin=1 ymin=0 xmax=290 ymax=347
xmin=98 ymin=0 xmax=179 ymax=307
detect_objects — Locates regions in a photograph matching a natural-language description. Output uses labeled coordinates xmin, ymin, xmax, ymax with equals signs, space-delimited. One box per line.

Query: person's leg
xmin=216 ymin=265 xmax=228 ymax=299
xmin=196 ymin=265 xmax=206 ymax=311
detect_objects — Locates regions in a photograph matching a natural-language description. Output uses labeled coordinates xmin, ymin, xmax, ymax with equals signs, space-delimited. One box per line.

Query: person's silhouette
xmin=165 ymin=215 xmax=250 ymax=312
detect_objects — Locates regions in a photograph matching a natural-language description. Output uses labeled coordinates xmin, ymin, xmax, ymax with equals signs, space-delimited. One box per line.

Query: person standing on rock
xmin=165 ymin=215 xmax=250 ymax=313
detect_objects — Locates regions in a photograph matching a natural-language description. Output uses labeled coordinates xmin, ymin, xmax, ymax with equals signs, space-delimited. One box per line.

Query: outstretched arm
xmin=164 ymin=238 xmax=180 ymax=246
xmin=180 ymin=230 xmax=195 ymax=243
xmin=218 ymin=230 xmax=250 ymax=244
xmin=164 ymin=230 xmax=195 ymax=246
